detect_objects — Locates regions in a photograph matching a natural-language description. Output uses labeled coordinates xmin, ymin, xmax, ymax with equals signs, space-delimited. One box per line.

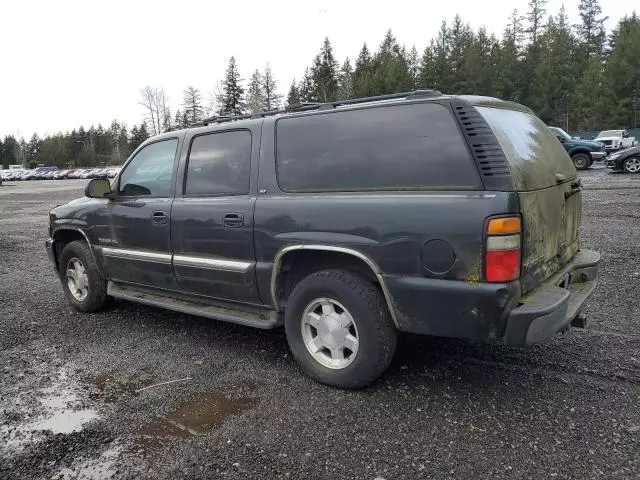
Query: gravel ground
xmin=1 ymin=170 xmax=639 ymax=480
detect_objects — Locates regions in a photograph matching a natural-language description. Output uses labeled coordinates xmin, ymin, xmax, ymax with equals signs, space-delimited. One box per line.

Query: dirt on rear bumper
xmin=504 ymin=249 xmax=600 ymax=345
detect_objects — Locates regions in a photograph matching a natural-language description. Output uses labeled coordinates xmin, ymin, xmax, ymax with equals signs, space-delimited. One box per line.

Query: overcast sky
xmin=1 ymin=0 xmax=635 ymax=139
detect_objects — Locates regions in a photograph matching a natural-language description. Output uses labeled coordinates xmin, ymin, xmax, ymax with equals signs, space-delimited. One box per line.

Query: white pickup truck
xmin=594 ymin=130 xmax=638 ymax=152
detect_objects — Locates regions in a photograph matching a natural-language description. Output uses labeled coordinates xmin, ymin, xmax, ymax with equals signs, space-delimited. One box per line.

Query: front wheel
xmin=284 ymin=269 xmax=397 ymax=389
xmin=572 ymin=153 xmax=591 ymax=170
xmin=623 ymin=157 xmax=640 ymax=174
xmin=59 ymin=240 xmax=108 ymax=312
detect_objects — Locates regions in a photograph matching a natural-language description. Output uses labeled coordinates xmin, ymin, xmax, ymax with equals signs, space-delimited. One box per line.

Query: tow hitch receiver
xmin=571 ymin=312 xmax=588 ymax=329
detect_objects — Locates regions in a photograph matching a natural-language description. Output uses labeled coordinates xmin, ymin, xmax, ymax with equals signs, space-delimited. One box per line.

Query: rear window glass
xmin=276 ymin=103 xmax=481 ymax=192
xmin=477 ymin=107 xmax=576 ymax=191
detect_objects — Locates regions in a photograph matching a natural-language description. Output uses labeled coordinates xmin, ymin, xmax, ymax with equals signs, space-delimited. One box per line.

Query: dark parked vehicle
xmin=605 ymin=146 xmax=640 ymax=173
xmin=549 ymin=127 xmax=606 ymax=170
xmin=46 ymin=91 xmax=600 ymax=388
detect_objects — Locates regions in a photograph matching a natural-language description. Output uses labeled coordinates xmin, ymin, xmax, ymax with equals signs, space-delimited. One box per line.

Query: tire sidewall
xmin=58 ymin=241 xmax=106 ymax=312
xmin=285 ymin=272 xmax=393 ymax=388
xmin=624 ymin=157 xmax=640 ymax=174
xmin=572 ymin=153 xmax=590 ymax=170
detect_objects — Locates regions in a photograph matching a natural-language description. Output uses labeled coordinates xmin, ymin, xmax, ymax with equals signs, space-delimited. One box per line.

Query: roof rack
xmin=190 ymin=89 xmax=443 ymax=127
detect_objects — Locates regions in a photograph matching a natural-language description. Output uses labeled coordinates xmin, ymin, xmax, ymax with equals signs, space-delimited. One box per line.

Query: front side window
xmin=185 ymin=130 xmax=251 ymax=196
xmin=118 ymin=139 xmax=178 ymax=196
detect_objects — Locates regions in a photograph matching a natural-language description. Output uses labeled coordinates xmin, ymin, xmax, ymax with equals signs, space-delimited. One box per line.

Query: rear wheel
xmin=59 ymin=240 xmax=108 ymax=312
xmin=623 ymin=157 xmax=640 ymax=174
xmin=284 ymin=269 xmax=397 ymax=389
xmin=572 ymin=153 xmax=591 ymax=170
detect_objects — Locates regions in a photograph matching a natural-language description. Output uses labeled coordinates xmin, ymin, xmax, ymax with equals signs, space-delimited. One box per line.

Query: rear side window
xmin=185 ymin=130 xmax=251 ymax=196
xmin=477 ymin=107 xmax=576 ymax=191
xmin=276 ymin=103 xmax=481 ymax=192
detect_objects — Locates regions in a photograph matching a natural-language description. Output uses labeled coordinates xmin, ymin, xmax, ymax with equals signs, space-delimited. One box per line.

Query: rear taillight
xmin=485 ymin=216 xmax=521 ymax=282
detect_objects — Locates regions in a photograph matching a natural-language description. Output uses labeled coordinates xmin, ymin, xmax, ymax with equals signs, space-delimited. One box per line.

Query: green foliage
xmin=217 ymin=57 xmax=246 ymax=116
xmin=246 ymin=70 xmax=265 ymax=114
xmin=286 ymin=80 xmax=300 ymax=107
xmin=310 ymin=38 xmax=339 ymax=102
xmin=182 ymin=86 xmax=204 ymax=124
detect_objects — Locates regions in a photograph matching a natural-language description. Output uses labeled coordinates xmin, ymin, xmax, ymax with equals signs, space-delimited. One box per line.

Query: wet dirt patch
xmin=51 ymin=445 xmax=122 ymax=480
xmin=135 ymin=393 xmax=255 ymax=452
xmin=84 ymin=372 xmax=156 ymax=403
xmin=0 ymin=368 xmax=100 ymax=454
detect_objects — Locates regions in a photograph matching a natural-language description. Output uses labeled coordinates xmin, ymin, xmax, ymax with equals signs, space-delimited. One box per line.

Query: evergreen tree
xmin=407 ymin=45 xmax=420 ymax=89
xmin=534 ymin=6 xmax=579 ymax=127
xmin=286 ymin=80 xmax=300 ymax=107
xmin=526 ymin=0 xmax=548 ymax=46
xmin=246 ymin=70 xmax=265 ymax=114
xmin=370 ymin=30 xmax=413 ymax=95
xmin=174 ymin=109 xmax=184 ymax=129
xmin=576 ymin=0 xmax=608 ymax=58
xmin=310 ymin=37 xmax=339 ymax=101
xmin=26 ymin=133 xmax=41 ymax=162
xmin=2 ymin=136 xmax=19 ymax=168
xmin=298 ymin=68 xmax=314 ymax=102
xmin=495 ymin=9 xmax=526 ymax=101
xmin=354 ymin=43 xmax=374 ymax=97
xmin=604 ymin=13 xmax=640 ymax=127
xmin=337 ymin=58 xmax=355 ymax=100
xmin=263 ymin=64 xmax=282 ymax=111
xmin=183 ymin=86 xmax=204 ymax=124
xmin=217 ymin=56 xmax=246 ymax=116
xmin=419 ymin=22 xmax=452 ymax=92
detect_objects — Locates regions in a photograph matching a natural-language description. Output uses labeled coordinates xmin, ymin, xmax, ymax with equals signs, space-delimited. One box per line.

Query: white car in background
xmin=594 ymin=130 xmax=637 ymax=152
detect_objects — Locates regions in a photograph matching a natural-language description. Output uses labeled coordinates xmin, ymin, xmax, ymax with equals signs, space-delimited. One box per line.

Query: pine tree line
xmin=0 ymin=122 xmax=150 ymax=169
xmin=5 ymin=0 xmax=639 ymax=169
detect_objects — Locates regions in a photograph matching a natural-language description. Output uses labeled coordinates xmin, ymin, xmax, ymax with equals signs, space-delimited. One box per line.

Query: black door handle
xmin=151 ymin=211 xmax=168 ymax=225
xmin=223 ymin=213 xmax=244 ymax=228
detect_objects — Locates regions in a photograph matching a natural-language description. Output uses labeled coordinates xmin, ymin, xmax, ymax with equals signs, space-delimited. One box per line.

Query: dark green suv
xmin=46 ymin=91 xmax=600 ymax=388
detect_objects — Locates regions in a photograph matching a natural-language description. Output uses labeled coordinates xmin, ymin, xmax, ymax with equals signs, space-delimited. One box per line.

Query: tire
xmin=58 ymin=240 xmax=108 ymax=312
xmin=623 ymin=157 xmax=640 ymax=174
xmin=284 ymin=269 xmax=397 ymax=389
xmin=572 ymin=153 xmax=591 ymax=170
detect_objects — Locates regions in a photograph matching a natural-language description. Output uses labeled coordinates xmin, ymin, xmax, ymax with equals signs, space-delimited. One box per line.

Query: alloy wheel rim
xmin=66 ymin=258 xmax=89 ymax=301
xmin=626 ymin=158 xmax=640 ymax=173
xmin=301 ymin=298 xmax=359 ymax=370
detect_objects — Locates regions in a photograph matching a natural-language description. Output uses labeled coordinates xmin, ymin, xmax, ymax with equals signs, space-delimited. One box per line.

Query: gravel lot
xmin=1 ymin=169 xmax=639 ymax=479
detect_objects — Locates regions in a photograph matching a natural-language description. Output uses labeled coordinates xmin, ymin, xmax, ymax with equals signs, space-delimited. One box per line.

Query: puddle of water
xmin=31 ymin=409 xmax=99 ymax=434
xmin=85 ymin=372 xmax=155 ymax=403
xmin=52 ymin=446 xmax=122 ymax=480
xmin=136 ymin=393 xmax=255 ymax=451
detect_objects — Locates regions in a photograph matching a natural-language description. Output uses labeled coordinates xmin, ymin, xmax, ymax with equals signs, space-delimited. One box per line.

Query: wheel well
xmin=52 ymin=229 xmax=86 ymax=269
xmin=571 ymin=150 xmax=590 ymax=158
xmin=274 ymin=250 xmax=380 ymax=308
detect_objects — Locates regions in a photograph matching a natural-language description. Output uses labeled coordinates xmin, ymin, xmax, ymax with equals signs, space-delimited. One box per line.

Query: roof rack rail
xmin=188 ymin=89 xmax=443 ymax=127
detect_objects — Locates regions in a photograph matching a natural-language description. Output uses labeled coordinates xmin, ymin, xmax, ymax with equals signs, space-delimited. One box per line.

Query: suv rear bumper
xmin=503 ymin=249 xmax=600 ymax=345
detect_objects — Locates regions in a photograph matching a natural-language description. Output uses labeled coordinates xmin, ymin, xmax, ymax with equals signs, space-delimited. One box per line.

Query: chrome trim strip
xmin=101 ymin=247 xmax=172 ymax=264
xmin=270 ymin=245 xmax=400 ymax=328
xmin=173 ymin=255 xmax=253 ymax=273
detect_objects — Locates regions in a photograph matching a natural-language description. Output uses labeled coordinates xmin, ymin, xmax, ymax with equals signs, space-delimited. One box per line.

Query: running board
xmin=107 ymin=282 xmax=282 ymax=329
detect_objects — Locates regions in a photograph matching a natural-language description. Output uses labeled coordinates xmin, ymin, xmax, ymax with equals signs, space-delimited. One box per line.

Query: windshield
xmin=551 ymin=127 xmax=571 ymax=140
xmin=598 ymin=130 xmax=621 ymax=137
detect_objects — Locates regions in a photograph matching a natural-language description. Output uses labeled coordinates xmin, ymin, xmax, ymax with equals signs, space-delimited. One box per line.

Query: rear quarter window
xmin=477 ymin=106 xmax=576 ymax=191
xmin=275 ymin=103 xmax=482 ymax=192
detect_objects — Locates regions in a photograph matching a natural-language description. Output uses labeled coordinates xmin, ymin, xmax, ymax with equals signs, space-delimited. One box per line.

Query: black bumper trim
xmin=504 ymin=249 xmax=600 ymax=345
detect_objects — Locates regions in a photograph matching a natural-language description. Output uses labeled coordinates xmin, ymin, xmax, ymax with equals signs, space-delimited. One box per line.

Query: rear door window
xmin=275 ymin=103 xmax=481 ymax=192
xmin=185 ymin=130 xmax=251 ymax=196
xmin=477 ymin=107 xmax=576 ymax=191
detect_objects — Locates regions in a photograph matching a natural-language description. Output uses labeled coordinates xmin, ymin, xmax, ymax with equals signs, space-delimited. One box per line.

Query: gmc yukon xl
xmin=46 ymin=90 xmax=600 ymax=388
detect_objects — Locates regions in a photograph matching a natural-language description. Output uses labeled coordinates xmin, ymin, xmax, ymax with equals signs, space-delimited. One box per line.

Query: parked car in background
xmin=47 ymin=91 xmax=600 ymax=388
xmin=549 ymin=127 xmax=606 ymax=170
xmin=594 ymin=130 xmax=637 ymax=152
xmin=107 ymin=168 xmax=120 ymax=178
xmin=606 ymin=146 xmax=640 ymax=173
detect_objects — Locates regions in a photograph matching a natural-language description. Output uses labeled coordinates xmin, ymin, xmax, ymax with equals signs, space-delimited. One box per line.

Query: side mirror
xmin=557 ymin=136 xmax=565 ymax=143
xmin=85 ymin=178 xmax=113 ymax=198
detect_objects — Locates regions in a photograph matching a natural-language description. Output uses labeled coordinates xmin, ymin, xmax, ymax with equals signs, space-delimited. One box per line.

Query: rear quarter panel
xmin=254 ymin=118 xmax=520 ymax=306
